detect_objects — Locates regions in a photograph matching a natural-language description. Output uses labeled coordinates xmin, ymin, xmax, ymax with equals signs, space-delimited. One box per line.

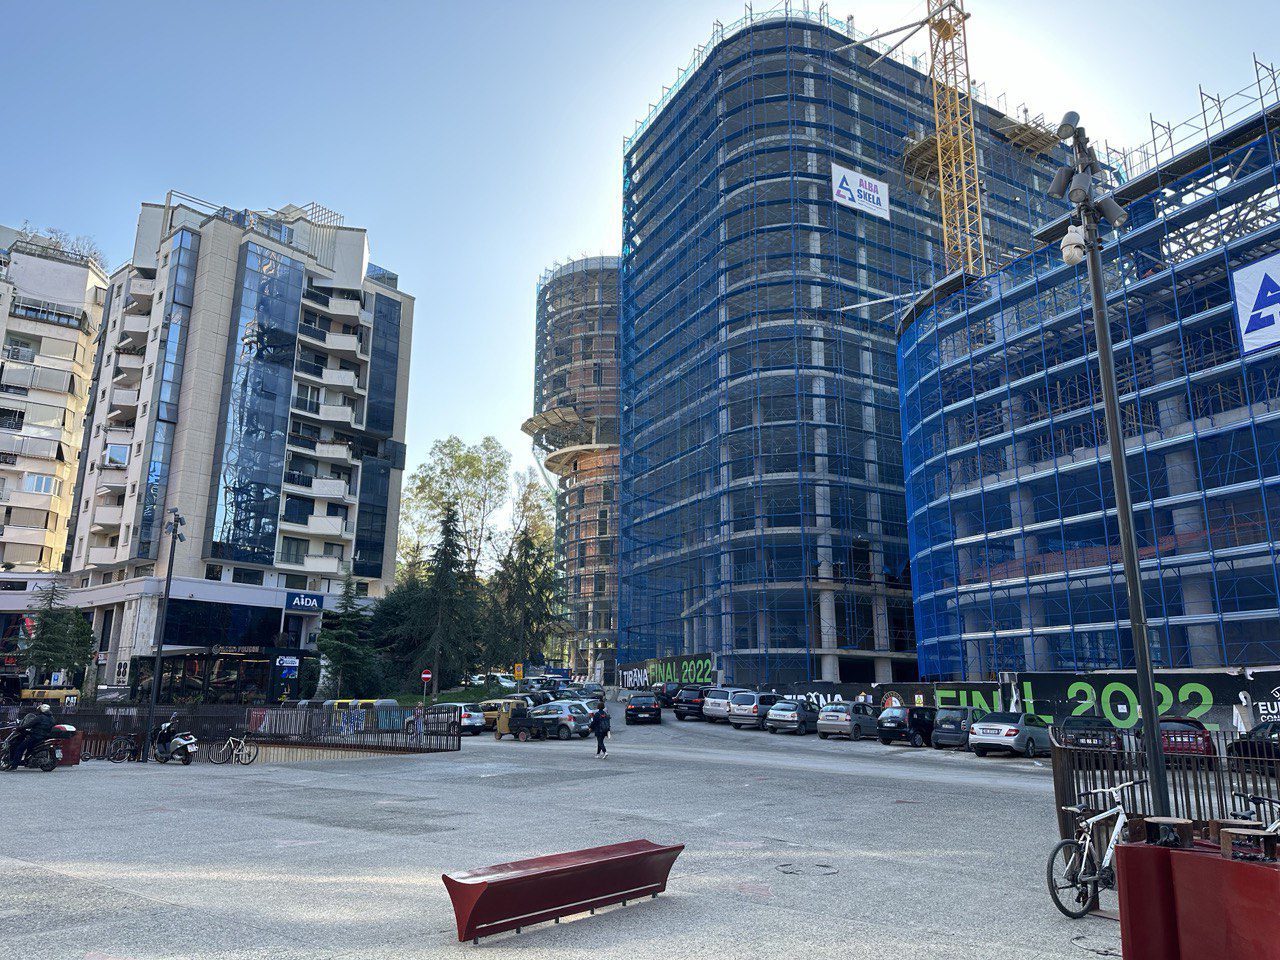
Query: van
xmin=727 ymin=691 xmax=783 ymax=730
xmin=701 ymin=687 xmax=747 ymax=724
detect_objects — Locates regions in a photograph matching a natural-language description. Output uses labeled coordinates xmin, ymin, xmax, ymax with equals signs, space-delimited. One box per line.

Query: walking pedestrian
xmin=413 ymin=702 xmax=425 ymax=743
xmin=588 ymin=702 xmax=611 ymax=758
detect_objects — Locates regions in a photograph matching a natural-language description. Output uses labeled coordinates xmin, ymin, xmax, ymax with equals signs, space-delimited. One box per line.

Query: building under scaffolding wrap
xmin=524 ymin=258 xmax=620 ymax=680
xmin=617 ymin=3 xmax=1068 ymax=686
xmin=899 ymin=63 xmax=1280 ymax=677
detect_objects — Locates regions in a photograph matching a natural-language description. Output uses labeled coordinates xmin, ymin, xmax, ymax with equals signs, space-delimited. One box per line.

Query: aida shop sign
xmin=831 ymin=162 xmax=890 ymax=221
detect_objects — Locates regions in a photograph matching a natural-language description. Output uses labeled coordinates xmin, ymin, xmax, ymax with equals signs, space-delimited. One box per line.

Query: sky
xmin=3 ymin=0 xmax=1273 ymax=478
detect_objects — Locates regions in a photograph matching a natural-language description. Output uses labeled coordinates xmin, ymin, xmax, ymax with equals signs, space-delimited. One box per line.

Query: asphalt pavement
xmin=0 ymin=713 xmax=1123 ymax=959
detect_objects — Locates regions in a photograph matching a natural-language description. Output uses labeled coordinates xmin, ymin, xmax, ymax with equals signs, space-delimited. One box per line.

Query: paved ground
xmin=0 ymin=716 xmax=1122 ymax=959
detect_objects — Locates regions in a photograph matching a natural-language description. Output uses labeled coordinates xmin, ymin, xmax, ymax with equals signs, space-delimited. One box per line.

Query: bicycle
xmin=1230 ymin=791 xmax=1280 ymax=831
xmin=1047 ymin=778 xmax=1146 ymax=919
xmin=107 ymin=733 xmax=139 ymax=763
xmin=208 ymin=733 xmax=259 ymax=765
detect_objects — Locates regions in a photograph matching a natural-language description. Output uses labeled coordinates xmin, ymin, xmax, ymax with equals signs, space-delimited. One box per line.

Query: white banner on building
xmin=831 ymin=162 xmax=890 ymax=221
xmin=1233 ymin=250 xmax=1280 ymax=355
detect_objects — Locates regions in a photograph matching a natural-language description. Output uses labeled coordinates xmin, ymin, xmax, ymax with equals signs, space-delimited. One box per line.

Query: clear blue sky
xmin=3 ymin=0 xmax=1271 ymax=475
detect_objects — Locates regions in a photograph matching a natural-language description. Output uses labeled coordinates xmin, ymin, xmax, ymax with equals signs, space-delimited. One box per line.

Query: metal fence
xmin=2 ymin=704 xmax=461 ymax=764
xmin=1050 ymin=727 xmax=1280 ymax=839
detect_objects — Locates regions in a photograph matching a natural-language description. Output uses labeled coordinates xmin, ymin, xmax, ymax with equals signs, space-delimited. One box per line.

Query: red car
xmin=1139 ymin=716 xmax=1217 ymax=763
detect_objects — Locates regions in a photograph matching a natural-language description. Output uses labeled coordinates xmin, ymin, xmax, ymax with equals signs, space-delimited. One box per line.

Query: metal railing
xmin=14 ymin=704 xmax=462 ymax=763
xmin=1050 ymin=726 xmax=1280 ymax=840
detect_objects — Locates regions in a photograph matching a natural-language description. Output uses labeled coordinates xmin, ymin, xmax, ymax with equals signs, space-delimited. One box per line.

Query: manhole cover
xmin=775 ymin=862 xmax=838 ymax=876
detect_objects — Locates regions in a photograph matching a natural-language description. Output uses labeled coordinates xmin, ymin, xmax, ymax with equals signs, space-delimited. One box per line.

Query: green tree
xmin=22 ymin=578 xmax=95 ymax=687
xmin=422 ymin=504 xmax=478 ymax=695
xmin=487 ymin=528 xmax=568 ymax=674
xmin=400 ymin=435 xmax=511 ymax=574
xmin=314 ymin=575 xmax=381 ymax=698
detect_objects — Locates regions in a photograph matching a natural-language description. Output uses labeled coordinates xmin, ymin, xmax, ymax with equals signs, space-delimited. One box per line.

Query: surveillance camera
xmin=1061 ymin=225 xmax=1087 ymax=266
xmin=1048 ymin=166 xmax=1072 ymax=200
xmin=1057 ymin=111 xmax=1080 ymax=141
xmin=1095 ymin=194 xmax=1129 ymax=229
xmin=1068 ymin=170 xmax=1094 ymax=205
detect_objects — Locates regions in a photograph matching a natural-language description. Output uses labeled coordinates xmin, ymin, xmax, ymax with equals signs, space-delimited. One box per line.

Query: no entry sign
xmin=421 ymin=669 xmax=433 ymax=684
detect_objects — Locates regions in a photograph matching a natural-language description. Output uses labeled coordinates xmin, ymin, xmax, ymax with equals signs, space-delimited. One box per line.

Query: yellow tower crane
xmin=852 ymin=0 xmax=986 ymax=275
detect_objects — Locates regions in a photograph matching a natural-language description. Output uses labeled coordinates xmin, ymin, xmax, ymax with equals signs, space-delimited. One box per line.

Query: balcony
xmin=303 ymin=554 xmax=349 ymax=575
xmin=322 ymin=367 xmax=363 ymax=393
xmin=294 ymin=358 xmax=325 ymax=382
xmin=291 ymin=395 xmax=320 ymax=416
xmin=87 ymin=545 xmax=120 ymax=566
xmin=325 ymin=297 xmax=361 ymax=319
xmin=109 ymin=387 xmax=140 ymax=414
xmin=318 ymin=403 xmax=356 ymax=426
xmin=2 ymin=345 xmax=36 ymax=363
xmin=280 ymin=514 xmax=353 ymax=538
xmin=298 ymin=324 xmax=327 ymax=344
xmin=90 ymin=505 xmax=123 ymax=530
xmin=314 ymin=441 xmax=355 ymax=463
xmin=2 ymin=524 xmax=51 ymax=547
xmin=114 ymin=351 xmax=144 ymax=373
xmin=124 ymin=277 xmax=155 ymax=313
xmin=310 ymin=476 xmax=352 ymax=500
xmin=119 ymin=313 xmax=149 ymax=343
xmin=326 ymin=332 xmax=367 ymax=359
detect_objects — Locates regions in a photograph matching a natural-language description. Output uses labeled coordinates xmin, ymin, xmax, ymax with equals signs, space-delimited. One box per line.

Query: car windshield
xmin=731 ymin=693 xmax=755 ymax=705
xmin=822 ymin=704 xmax=849 ymax=713
xmin=880 ymin=707 xmax=906 ymax=718
xmin=529 ymin=706 xmax=560 ymax=716
xmin=936 ymin=709 xmax=966 ymax=721
xmin=980 ymin=712 xmax=1022 ymax=724
xmin=630 ymin=697 xmax=655 ymax=705
xmin=1160 ymin=719 xmax=1206 ymax=731
xmin=1062 ymin=715 xmax=1110 ymax=729
xmin=772 ymin=701 xmax=798 ymax=710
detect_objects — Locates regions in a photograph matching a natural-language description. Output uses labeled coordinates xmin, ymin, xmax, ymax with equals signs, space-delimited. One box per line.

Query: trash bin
xmin=55 ymin=725 xmax=83 ymax=766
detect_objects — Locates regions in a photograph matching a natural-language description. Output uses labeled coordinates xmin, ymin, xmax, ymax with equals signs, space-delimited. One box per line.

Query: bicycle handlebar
xmin=1232 ymin=791 xmax=1280 ymax=808
xmin=1083 ymin=779 xmax=1147 ymax=800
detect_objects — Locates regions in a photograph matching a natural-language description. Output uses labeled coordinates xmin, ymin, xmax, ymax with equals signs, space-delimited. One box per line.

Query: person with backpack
xmin=588 ymin=703 xmax=611 ymax=758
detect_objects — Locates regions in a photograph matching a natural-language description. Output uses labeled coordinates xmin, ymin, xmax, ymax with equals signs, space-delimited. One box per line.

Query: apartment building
xmin=70 ymin=194 xmax=413 ymax=701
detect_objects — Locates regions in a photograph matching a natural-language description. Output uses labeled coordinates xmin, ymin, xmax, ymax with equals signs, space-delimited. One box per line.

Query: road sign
xmin=513 ymin=663 xmax=523 ymax=680
xmin=421 ymin=668 xmax=433 ymax=684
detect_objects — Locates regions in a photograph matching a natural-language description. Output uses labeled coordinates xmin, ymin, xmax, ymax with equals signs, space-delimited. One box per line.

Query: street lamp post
xmin=1048 ymin=113 xmax=1171 ymax=817
xmin=140 ymin=507 xmax=186 ymax=763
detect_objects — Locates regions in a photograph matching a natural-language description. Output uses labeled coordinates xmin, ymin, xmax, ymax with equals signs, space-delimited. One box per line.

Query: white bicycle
xmin=1047 ymin=778 xmax=1146 ymax=918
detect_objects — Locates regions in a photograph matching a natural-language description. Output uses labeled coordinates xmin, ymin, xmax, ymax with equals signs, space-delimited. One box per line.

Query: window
xmin=280 ymin=538 xmax=307 ymax=565
xmin=104 ymin=444 xmax=129 ymax=467
xmin=205 ymin=564 xmax=224 ymax=581
xmin=355 ymin=581 xmax=369 ymax=597
xmin=0 ymin=407 xmax=25 ymax=431
xmin=282 ymin=573 xmax=307 ymax=590
xmin=232 ymin=568 xmax=264 ymax=585
xmin=23 ymin=474 xmax=61 ymax=495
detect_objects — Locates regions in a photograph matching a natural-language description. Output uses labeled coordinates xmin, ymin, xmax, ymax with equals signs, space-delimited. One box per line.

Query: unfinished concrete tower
xmin=524 ymin=257 xmax=620 ymax=681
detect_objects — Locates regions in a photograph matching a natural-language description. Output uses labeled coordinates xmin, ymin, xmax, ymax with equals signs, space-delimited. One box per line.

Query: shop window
xmin=232 ymin=568 xmax=264 ymax=586
xmin=205 ymin=564 xmax=224 ymax=582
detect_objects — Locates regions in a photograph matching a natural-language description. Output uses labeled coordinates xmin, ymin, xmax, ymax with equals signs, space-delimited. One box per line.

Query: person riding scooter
xmin=4 ymin=703 xmax=54 ymax=769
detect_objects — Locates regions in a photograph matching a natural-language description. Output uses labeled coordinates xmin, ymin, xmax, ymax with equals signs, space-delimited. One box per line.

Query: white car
xmin=728 ymin=691 xmax=784 ymax=730
xmin=488 ymin=673 xmax=517 ymax=689
xmin=968 ymin=711 xmax=1053 ymax=758
xmin=702 ymin=687 xmax=749 ymax=723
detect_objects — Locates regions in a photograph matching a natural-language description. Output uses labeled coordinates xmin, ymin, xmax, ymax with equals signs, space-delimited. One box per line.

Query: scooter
xmin=152 ymin=713 xmax=198 ymax=765
xmin=0 ymin=723 xmax=76 ymax=772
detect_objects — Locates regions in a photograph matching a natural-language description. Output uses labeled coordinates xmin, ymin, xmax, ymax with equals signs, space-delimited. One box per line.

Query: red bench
xmin=442 ymin=839 xmax=684 ymax=944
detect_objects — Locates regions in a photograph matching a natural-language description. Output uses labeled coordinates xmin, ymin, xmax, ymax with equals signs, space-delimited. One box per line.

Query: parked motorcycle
xmin=152 ymin=714 xmax=198 ymax=764
xmin=0 ymin=723 xmax=76 ymax=772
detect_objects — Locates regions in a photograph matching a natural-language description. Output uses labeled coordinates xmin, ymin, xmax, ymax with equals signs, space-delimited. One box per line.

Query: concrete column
xmin=812 ymin=330 xmax=838 ymax=681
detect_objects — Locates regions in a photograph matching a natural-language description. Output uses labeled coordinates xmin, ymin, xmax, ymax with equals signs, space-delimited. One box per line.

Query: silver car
xmin=702 ymin=687 xmax=748 ymax=724
xmin=969 ymin=710 xmax=1053 ymax=758
xmin=528 ymin=702 xmax=593 ymax=740
xmin=728 ymin=691 xmax=783 ymax=730
xmin=816 ymin=701 xmax=881 ymax=740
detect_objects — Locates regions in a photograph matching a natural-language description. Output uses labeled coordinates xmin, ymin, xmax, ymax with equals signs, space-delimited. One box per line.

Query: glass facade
xmin=899 ymin=104 xmax=1280 ymax=678
xmin=617 ymin=13 xmax=1065 ymax=686
xmin=353 ymin=455 xmax=390 ymax=579
xmin=209 ymin=242 xmax=304 ymax=564
xmin=366 ymin=293 xmax=401 ymax=438
xmin=136 ymin=229 xmax=199 ymax=559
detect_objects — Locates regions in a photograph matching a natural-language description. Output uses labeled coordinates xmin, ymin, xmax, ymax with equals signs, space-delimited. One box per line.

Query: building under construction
xmin=525 ymin=257 xmax=620 ymax=680
xmin=900 ymin=63 xmax=1280 ymax=677
xmin=617 ymin=3 xmax=1068 ymax=686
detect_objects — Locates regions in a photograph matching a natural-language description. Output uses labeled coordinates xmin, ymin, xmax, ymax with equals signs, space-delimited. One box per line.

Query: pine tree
xmin=424 ymin=503 xmax=475 ymax=696
xmin=22 ymin=577 xmax=95 ymax=687
xmin=315 ymin=574 xmax=381 ymax=698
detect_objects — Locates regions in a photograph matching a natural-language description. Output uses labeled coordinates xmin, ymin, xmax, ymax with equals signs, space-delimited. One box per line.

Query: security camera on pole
xmin=1047 ymin=113 xmax=1171 ymax=818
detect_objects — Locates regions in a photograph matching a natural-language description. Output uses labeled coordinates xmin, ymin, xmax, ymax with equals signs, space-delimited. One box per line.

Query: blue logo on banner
xmin=835 ymin=174 xmax=856 ymax=202
xmin=1246 ymin=272 xmax=1280 ymax=333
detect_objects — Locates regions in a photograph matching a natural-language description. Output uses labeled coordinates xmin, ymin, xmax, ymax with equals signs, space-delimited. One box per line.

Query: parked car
xmin=1058 ymin=714 xmax=1128 ymax=752
xmin=702 ymin=687 xmax=748 ymax=724
xmin=817 ymin=701 xmax=880 ymax=740
xmin=1136 ymin=715 xmax=1218 ymax=765
xmin=404 ymin=702 xmax=485 ymax=736
xmin=528 ymin=701 xmax=593 ymax=739
xmin=728 ymin=691 xmax=784 ymax=730
xmin=1227 ymin=721 xmax=1280 ymax=775
xmin=625 ymin=694 xmax=662 ymax=725
xmin=480 ymin=696 xmax=537 ymax=730
xmin=488 ymin=673 xmax=518 ymax=690
xmin=969 ymin=711 xmax=1052 ymax=758
xmin=673 ymin=686 xmax=713 ymax=720
xmin=765 ymin=699 xmax=820 ymax=735
xmin=652 ymin=683 xmax=683 ymax=708
xmin=877 ymin=705 xmax=938 ymax=748
xmin=930 ymin=706 xmax=989 ymax=750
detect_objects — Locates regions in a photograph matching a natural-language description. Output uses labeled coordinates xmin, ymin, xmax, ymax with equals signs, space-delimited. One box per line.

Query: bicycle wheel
xmin=237 ymin=741 xmax=259 ymax=765
xmin=1047 ymin=838 xmax=1097 ymax=919
xmin=108 ymin=736 xmax=133 ymax=763
xmin=208 ymin=739 xmax=234 ymax=765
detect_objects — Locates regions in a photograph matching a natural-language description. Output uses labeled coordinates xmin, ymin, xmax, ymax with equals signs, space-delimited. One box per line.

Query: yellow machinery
xmin=857 ymin=0 xmax=986 ymax=275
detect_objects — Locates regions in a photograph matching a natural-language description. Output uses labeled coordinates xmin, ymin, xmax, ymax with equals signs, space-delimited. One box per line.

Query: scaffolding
xmin=618 ymin=10 xmax=1067 ymax=687
xmin=524 ymin=257 xmax=621 ymax=678
xmin=899 ymin=63 xmax=1280 ymax=677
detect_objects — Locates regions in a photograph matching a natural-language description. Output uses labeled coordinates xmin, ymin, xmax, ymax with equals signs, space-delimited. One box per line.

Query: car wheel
xmin=625 ymin=719 xmax=632 ymax=725
xmin=558 ymin=725 xmax=572 ymax=741
xmin=973 ymin=746 xmax=988 ymax=757
xmin=794 ymin=724 xmax=806 ymax=735
xmin=818 ymin=731 xmax=829 ymax=740
xmin=851 ymin=725 xmax=863 ymax=741
xmin=910 ymin=732 xmax=925 ymax=748
xmin=768 ymin=727 xmax=777 ymax=734
xmin=879 ymin=737 xmax=892 ymax=746
xmin=517 ymin=730 xmax=530 ymax=743
xmin=1024 ymin=739 xmax=1037 ymax=759
xmin=933 ymin=738 xmax=945 ymax=749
